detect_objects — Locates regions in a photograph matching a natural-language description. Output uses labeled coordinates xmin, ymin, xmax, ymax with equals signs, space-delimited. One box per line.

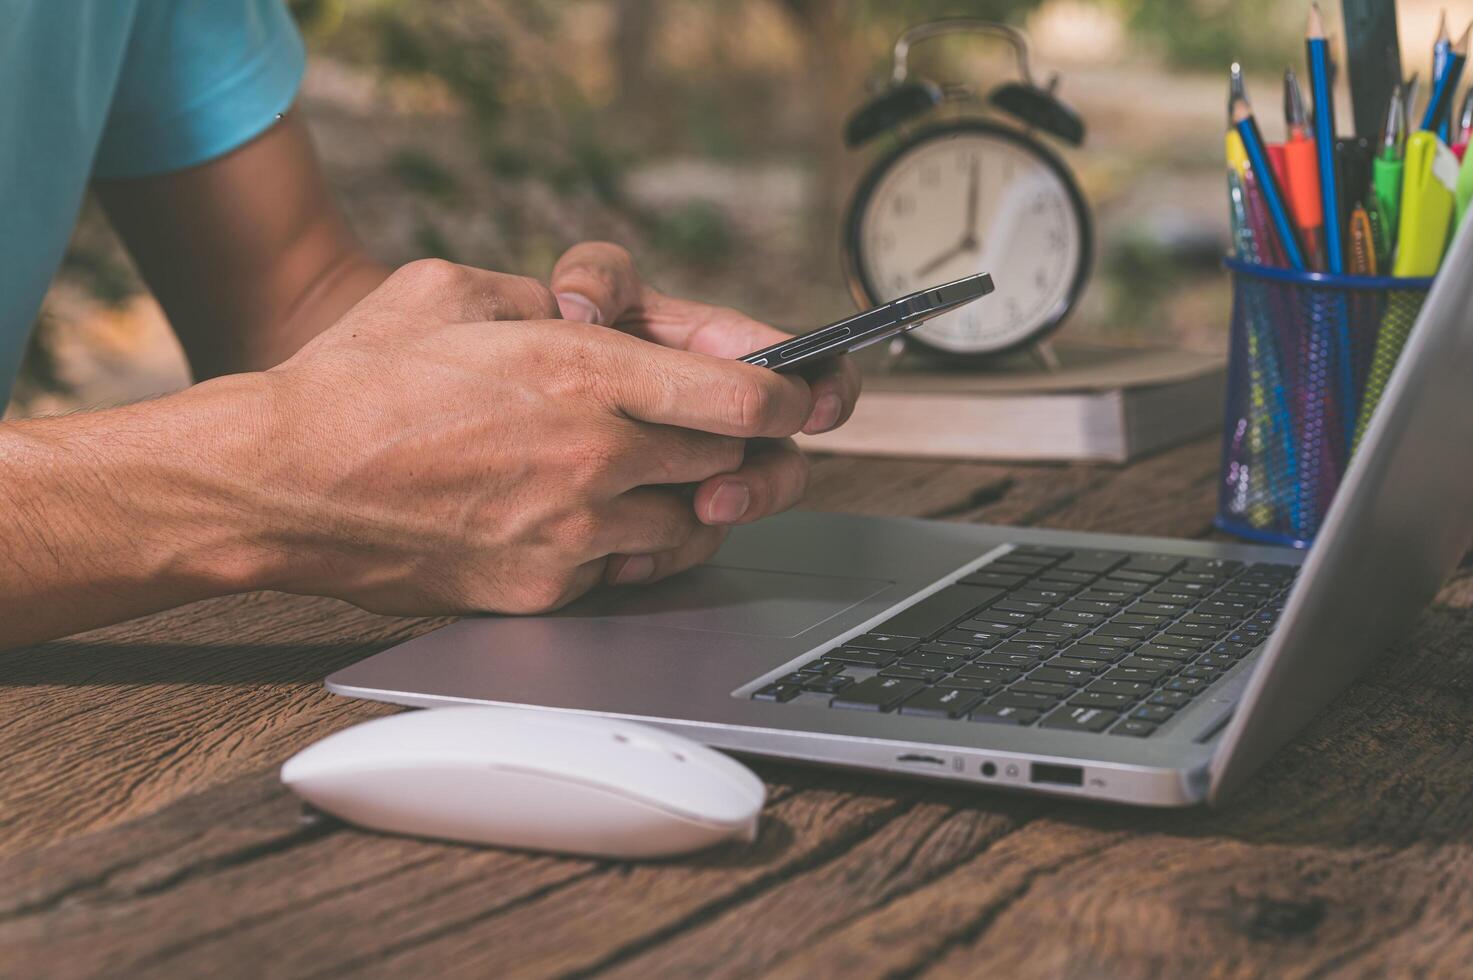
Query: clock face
xmin=851 ymin=125 xmax=1089 ymax=355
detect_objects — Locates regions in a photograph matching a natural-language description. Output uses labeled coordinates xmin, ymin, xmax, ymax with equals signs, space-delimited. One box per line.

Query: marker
xmin=1307 ymin=4 xmax=1344 ymax=273
xmin=1282 ymin=68 xmax=1326 ymax=270
xmin=1371 ymin=84 xmax=1406 ymax=263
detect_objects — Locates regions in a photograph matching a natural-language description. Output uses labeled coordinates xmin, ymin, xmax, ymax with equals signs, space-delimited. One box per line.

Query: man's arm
xmin=94 ymin=112 xmax=389 ymax=378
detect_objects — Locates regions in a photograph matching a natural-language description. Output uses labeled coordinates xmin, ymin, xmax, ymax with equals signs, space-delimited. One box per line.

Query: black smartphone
xmin=740 ymin=272 xmax=995 ymax=373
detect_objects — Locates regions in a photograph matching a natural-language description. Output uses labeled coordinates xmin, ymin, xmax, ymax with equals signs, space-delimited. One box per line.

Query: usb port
xmin=1030 ymin=763 xmax=1084 ymax=787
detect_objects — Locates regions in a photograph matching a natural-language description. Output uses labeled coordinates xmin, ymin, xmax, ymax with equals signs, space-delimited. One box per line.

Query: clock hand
xmin=964 ymin=158 xmax=981 ymax=247
xmin=913 ymin=240 xmax=969 ymax=279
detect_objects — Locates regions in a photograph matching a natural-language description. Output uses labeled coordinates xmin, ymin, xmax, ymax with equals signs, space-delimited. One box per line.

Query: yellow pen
xmin=1392 ymin=130 xmax=1458 ymax=276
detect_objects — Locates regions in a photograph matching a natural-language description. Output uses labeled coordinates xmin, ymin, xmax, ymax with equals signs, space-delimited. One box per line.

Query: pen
xmin=1422 ymin=22 xmax=1469 ymax=135
xmin=1232 ymin=85 xmax=1306 ymax=270
xmin=1307 ymin=4 xmax=1344 ymax=273
xmin=1283 ymin=68 xmax=1326 ymax=270
xmin=1455 ymin=86 xmax=1473 ymax=157
xmin=1371 ymin=84 xmax=1406 ymax=263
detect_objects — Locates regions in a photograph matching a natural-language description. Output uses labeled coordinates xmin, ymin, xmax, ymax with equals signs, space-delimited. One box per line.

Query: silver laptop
xmin=327 ymin=220 xmax=1473 ymax=807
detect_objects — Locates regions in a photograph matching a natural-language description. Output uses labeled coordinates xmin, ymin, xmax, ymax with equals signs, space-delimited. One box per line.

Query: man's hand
xmin=547 ymin=243 xmax=862 ymax=582
xmin=258 ymin=259 xmax=819 ymax=613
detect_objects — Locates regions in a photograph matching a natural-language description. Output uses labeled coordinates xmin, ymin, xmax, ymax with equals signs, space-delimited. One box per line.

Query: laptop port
xmin=1030 ymin=763 xmax=1084 ymax=787
xmin=895 ymin=753 xmax=946 ymax=767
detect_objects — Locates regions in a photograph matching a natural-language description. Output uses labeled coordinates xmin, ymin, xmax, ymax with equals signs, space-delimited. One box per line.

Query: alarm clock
xmin=841 ymin=19 xmax=1092 ymax=361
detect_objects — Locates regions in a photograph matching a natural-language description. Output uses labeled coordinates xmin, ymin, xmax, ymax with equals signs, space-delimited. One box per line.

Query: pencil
xmin=1307 ymin=4 xmax=1344 ymax=274
xmin=1232 ymin=87 xmax=1307 ymax=270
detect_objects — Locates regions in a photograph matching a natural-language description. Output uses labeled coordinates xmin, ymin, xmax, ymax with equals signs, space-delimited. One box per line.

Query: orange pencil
xmin=1282 ymin=68 xmax=1326 ymax=270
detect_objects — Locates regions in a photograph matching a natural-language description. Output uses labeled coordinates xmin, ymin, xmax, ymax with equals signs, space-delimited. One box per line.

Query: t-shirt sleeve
xmin=92 ymin=0 xmax=306 ymax=179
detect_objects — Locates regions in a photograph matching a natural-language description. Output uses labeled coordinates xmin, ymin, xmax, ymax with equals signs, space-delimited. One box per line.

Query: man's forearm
xmin=0 ymin=374 xmax=286 ymax=650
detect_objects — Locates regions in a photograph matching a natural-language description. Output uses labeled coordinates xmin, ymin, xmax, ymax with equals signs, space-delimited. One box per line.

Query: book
xmin=796 ymin=345 xmax=1226 ymax=463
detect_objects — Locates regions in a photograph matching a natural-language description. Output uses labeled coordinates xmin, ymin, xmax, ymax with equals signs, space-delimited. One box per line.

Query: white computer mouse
xmin=280 ymin=706 xmax=766 ymax=859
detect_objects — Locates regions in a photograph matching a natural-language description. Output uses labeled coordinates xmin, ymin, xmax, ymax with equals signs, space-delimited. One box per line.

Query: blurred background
xmin=7 ymin=0 xmax=1449 ymax=418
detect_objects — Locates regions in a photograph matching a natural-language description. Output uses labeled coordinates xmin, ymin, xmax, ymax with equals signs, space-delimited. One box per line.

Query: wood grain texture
xmin=6 ymin=438 xmax=1473 ymax=978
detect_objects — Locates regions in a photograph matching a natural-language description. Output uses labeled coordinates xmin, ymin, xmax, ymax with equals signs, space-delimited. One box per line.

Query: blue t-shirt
xmin=0 ymin=0 xmax=306 ymax=404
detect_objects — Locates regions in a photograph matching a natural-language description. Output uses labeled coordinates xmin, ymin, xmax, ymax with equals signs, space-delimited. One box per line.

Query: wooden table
xmin=7 ymin=439 xmax=1473 ymax=978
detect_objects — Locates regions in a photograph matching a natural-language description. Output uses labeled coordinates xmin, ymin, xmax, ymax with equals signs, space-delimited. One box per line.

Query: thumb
xmin=551 ymin=241 xmax=644 ymax=326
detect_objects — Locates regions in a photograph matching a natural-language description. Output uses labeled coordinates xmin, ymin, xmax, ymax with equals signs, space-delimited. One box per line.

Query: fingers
xmin=550 ymin=242 xmax=643 ymax=326
xmin=385 ymin=258 xmax=561 ymax=323
xmin=600 ymin=422 xmax=747 ymax=492
xmin=692 ymin=438 xmax=809 ymax=526
xmin=592 ymin=487 xmax=703 ymax=566
xmin=801 ymin=354 xmax=863 ymax=434
xmin=597 ymin=334 xmax=814 ymax=438
xmin=610 ymin=291 xmax=862 ymax=435
xmin=604 ymin=525 xmax=730 ymax=588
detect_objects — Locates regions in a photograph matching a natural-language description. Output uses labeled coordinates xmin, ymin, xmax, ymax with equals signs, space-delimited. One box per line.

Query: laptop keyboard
xmin=748 ymin=546 xmax=1296 ymax=738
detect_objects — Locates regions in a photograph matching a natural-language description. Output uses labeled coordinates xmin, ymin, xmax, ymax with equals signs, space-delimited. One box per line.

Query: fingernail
xmin=707 ymin=481 xmax=751 ymax=525
xmin=556 ymin=292 xmax=603 ymax=325
xmin=612 ymin=554 xmax=655 ymax=585
xmin=804 ymin=393 xmax=842 ymax=434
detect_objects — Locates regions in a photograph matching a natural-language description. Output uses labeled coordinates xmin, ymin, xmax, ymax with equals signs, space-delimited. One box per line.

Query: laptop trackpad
xmin=552 ymin=565 xmax=892 ymax=638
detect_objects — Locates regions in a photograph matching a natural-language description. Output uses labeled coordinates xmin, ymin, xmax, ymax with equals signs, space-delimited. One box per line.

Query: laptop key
xmin=969 ymin=705 xmax=1041 ymax=725
xmin=1062 ymin=645 xmax=1128 ymax=663
xmin=799 ymin=659 xmax=844 ymax=674
xmin=1049 ymin=657 xmax=1113 ymax=674
xmin=989 ymin=691 xmax=1061 ymax=710
xmin=1011 ymin=680 xmax=1074 ymax=698
xmin=1030 ymin=580 xmax=1084 ymax=595
xmin=1040 ymin=705 xmax=1118 ymax=732
xmin=955 ymin=664 xmax=1022 ymax=683
xmin=1056 ymin=550 xmax=1130 ymax=574
xmin=880 ymin=665 xmax=948 ymax=683
xmin=1012 ymin=545 xmax=1072 ymax=558
xmin=776 ymin=672 xmax=813 ymax=686
xmin=875 ymin=584 xmax=1005 ymax=640
xmin=1178 ymin=665 xmax=1220 ymax=682
xmin=1072 ymin=635 xmax=1138 ymax=650
xmin=993 ymin=598 xmax=1054 ymax=615
xmin=1039 ymin=569 xmax=1098 ymax=584
xmin=996 ymin=641 xmax=1058 ymax=657
xmin=1046 ymin=608 xmax=1108 ymax=625
xmin=753 ymin=682 xmax=803 ymax=703
xmin=1149 ymin=690 xmax=1193 ymax=707
xmin=1197 ymin=652 xmax=1236 ymax=669
xmin=847 ymin=633 xmax=920 ymax=653
xmin=1068 ymin=691 xmax=1135 ymax=709
xmin=1180 ymin=612 xmax=1235 ymax=627
xmin=1118 ymin=656 xmax=1180 ymax=673
xmin=937 ymin=677 xmax=1002 ymax=694
xmin=1030 ymin=667 xmax=1093 ymax=686
xmin=1131 ymin=705 xmax=1175 ymax=723
xmin=1111 ymin=719 xmax=1158 ymax=737
xmin=975 ymin=652 xmax=1042 ymax=668
xmin=1133 ymin=602 xmax=1189 ymax=617
xmin=1012 ymin=588 xmax=1073 ymax=604
xmin=919 ymin=641 xmax=989 ymax=657
xmin=830 ymin=676 xmax=924 ymax=711
xmin=827 ymin=648 xmax=899 ymax=668
xmin=804 ymin=674 xmax=855 ymax=694
xmin=961 ymin=571 xmax=1028 ymax=589
xmin=1109 ymin=570 xmax=1164 ymax=584
xmin=901 ymin=651 xmax=966 ymax=670
xmin=1123 ymin=554 xmax=1185 ymax=575
xmin=942 ymin=627 xmax=1015 ymax=647
xmin=1088 ymin=679 xmax=1151 ymax=696
xmin=997 ymin=553 xmax=1055 ymax=567
xmin=1010 ymin=630 xmax=1073 ymax=644
xmin=1063 ymin=599 xmax=1119 ymax=615
xmin=1212 ymin=641 xmax=1258 ymax=658
xmin=1135 ymin=644 xmax=1195 ymax=661
xmin=984 ymin=562 xmax=1045 ymax=576
xmin=1149 ymin=635 xmax=1208 ymax=651
xmin=1094 ymin=623 xmax=1156 ymax=640
xmin=899 ymin=686 xmax=985 ymax=719
xmin=1165 ymin=623 xmax=1225 ymax=640
xmin=1164 ymin=677 xmax=1209 ymax=694
xmin=1106 ymin=667 xmax=1165 ymax=684
xmin=1113 ymin=613 xmax=1168 ymax=627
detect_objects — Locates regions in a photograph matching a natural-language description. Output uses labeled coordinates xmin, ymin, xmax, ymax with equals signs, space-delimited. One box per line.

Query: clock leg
xmin=1030 ymin=339 xmax=1062 ymax=372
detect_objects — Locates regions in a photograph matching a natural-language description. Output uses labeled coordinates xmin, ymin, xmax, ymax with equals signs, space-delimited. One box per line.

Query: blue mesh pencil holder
xmin=1217 ymin=259 xmax=1433 ymax=548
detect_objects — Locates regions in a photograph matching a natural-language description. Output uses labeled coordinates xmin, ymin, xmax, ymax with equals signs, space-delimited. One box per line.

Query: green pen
xmin=1371 ymin=84 xmax=1406 ymax=264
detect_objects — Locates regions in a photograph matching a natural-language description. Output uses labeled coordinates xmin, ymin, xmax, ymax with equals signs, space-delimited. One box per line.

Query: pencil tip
xmin=1455 ymin=21 xmax=1472 ymax=54
xmin=1437 ymin=9 xmax=1449 ymax=41
xmin=1306 ymin=3 xmax=1325 ymax=37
